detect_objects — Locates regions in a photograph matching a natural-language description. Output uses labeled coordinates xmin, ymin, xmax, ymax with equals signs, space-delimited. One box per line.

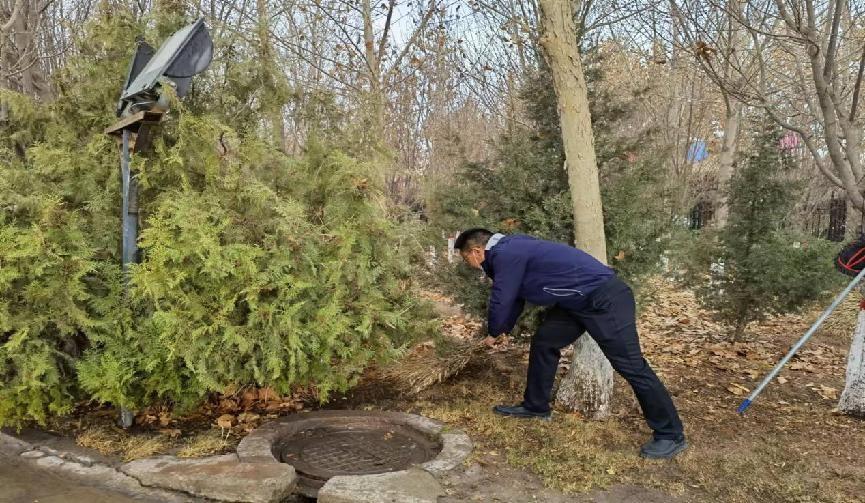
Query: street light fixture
xmin=105 ymin=18 xmax=213 ymax=428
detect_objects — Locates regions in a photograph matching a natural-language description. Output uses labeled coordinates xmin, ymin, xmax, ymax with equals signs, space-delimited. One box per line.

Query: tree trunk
xmin=361 ymin=0 xmax=385 ymax=137
xmin=256 ymin=0 xmax=287 ymax=153
xmin=538 ymin=0 xmax=614 ymax=419
xmin=714 ymin=99 xmax=742 ymax=227
xmin=839 ymin=308 xmax=865 ymax=416
xmin=1 ymin=0 xmax=49 ymax=98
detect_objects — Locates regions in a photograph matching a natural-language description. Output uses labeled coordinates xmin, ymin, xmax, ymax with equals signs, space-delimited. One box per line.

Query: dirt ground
xmin=342 ymin=277 xmax=865 ymax=503
xmin=28 ymin=277 xmax=865 ymax=502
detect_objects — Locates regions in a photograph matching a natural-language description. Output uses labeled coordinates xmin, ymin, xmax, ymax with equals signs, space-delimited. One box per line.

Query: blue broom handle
xmin=737 ymin=266 xmax=865 ymax=414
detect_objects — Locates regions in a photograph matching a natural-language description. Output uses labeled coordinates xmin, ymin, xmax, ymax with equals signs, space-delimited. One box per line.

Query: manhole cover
xmin=270 ymin=414 xmax=442 ymax=495
xmin=278 ymin=425 xmax=438 ymax=478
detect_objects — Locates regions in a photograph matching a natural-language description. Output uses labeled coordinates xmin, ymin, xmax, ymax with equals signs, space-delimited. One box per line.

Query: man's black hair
xmin=454 ymin=228 xmax=494 ymax=252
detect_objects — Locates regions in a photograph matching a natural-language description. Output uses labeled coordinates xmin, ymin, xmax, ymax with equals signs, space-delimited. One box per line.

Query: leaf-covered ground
xmin=354 ymin=278 xmax=864 ymax=502
xmin=29 ymin=277 xmax=865 ymax=502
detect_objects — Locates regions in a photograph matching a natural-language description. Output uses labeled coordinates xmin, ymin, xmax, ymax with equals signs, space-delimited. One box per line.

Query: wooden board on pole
xmin=104 ymin=110 xmax=165 ymax=154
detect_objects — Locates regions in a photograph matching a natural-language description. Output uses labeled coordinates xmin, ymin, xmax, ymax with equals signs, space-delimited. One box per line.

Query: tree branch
xmin=377 ymin=0 xmax=396 ymax=60
xmin=385 ymin=0 xmax=437 ymax=79
xmin=1 ymin=0 xmax=25 ymax=33
xmin=850 ymin=42 xmax=865 ymax=121
xmin=823 ymin=0 xmax=843 ymax=80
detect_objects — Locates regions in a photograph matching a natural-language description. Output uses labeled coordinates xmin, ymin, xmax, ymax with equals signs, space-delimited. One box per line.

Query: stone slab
xmin=22 ymin=453 xmax=192 ymax=502
xmin=122 ymin=453 xmax=297 ymax=503
xmin=421 ymin=431 xmax=472 ymax=476
xmin=0 ymin=431 xmax=33 ymax=455
xmin=37 ymin=446 xmax=96 ymax=466
xmin=317 ymin=468 xmax=444 ymax=503
xmin=235 ymin=434 xmax=279 ymax=463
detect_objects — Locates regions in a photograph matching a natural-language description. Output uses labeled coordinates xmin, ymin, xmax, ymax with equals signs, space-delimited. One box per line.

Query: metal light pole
xmin=106 ymin=18 xmax=213 ymax=429
xmin=118 ymin=129 xmax=138 ymax=428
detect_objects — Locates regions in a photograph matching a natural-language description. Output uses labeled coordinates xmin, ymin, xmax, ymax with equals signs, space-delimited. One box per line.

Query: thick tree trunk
xmin=1 ymin=0 xmax=49 ymax=98
xmin=714 ymin=99 xmax=742 ymax=227
xmin=538 ymin=0 xmax=614 ymax=419
xmin=839 ymin=308 xmax=865 ymax=416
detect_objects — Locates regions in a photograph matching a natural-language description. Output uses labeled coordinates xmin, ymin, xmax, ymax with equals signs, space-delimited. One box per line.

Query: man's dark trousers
xmin=522 ymin=276 xmax=684 ymax=440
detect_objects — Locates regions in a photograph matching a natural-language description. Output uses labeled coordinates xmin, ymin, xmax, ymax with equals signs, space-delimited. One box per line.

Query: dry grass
xmin=122 ymin=435 xmax=172 ymax=461
xmin=411 ymin=378 xmax=858 ymax=503
xmin=416 ymin=385 xmax=642 ymax=494
xmin=76 ymin=425 xmax=172 ymax=461
xmin=177 ymin=430 xmax=231 ymax=458
xmin=673 ymin=442 xmax=831 ymax=503
xmin=75 ymin=425 xmax=126 ymax=455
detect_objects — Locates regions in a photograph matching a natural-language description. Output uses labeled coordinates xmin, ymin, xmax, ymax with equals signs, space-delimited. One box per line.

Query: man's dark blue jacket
xmin=480 ymin=234 xmax=615 ymax=337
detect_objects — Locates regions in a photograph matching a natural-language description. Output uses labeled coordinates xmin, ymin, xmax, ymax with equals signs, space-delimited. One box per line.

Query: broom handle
xmin=737 ymin=266 xmax=865 ymax=415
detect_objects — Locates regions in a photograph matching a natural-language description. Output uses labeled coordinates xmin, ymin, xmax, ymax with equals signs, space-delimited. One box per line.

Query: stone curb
xmin=0 ymin=430 xmax=32 ymax=455
xmin=238 ymin=410 xmax=473 ymax=502
xmin=120 ymin=453 xmax=297 ymax=503
xmin=0 ymin=430 xmax=194 ymax=502
xmin=237 ymin=410 xmax=473 ymax=473
xmin=2 ymin=411 xmax=473 ymax=503
xmin=318 ymin=468 xmax=444 ymax=503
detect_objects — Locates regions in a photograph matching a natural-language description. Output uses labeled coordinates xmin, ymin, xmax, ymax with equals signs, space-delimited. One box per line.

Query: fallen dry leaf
xmin=727 ymin=383 xmax=750 ymax=396
xmin=215 ymin=414 xmax=235 ymax=429
xmin=817 ymin=385 xmax=839 ymax=400
xmin=790 ymin=362 xmax=817 ymax=372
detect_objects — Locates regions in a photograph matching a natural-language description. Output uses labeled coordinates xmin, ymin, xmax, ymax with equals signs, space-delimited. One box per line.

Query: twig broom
xmin=381 ymin=337 xmax=486 ymax=395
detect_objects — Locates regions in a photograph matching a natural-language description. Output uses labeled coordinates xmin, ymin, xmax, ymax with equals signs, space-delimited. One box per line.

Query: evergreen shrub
xmin=674 ymin=121 xmax=843 ymax=338
xmin=0 ymin=11 xmax=433 ymax=427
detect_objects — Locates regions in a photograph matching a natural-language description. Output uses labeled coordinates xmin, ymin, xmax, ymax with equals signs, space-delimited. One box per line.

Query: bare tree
xmin=676 ymin=0 xmax=865 ymax=226
xmin=256 ymin=0 xmax=288 ymax=152
xmin=1 ymin=0 xmax=52 ymax=99
xmin=538 ymin=0 xmax=614 ymax=419
xmin=668 ymin=0 xmax=775 ymax=225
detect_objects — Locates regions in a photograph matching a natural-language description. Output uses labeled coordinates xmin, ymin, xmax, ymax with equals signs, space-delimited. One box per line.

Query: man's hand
xmin=482 ymin=335 xmax=511 ymax=349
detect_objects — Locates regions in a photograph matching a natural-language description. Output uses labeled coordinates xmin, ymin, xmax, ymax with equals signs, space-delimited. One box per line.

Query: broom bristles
xmin=382 ymin=338 xmax=484 ymax=395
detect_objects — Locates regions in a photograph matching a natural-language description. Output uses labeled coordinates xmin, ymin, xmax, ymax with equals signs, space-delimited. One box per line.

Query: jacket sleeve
xmin=487 ymin=250 xmax=528 ymax=337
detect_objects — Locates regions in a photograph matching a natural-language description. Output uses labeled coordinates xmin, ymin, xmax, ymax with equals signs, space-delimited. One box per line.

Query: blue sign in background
xmin=686 ymin=139 xmax=708 ymax=162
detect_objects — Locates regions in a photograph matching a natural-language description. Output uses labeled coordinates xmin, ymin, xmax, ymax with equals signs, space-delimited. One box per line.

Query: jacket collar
xmin=480 ymin=233 xmax=506 ymax=278
xmin=485 ymin=233 xmax=506 ymax=250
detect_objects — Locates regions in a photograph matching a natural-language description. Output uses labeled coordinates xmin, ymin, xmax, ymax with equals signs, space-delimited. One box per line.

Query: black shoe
xmin=639 ymin=437 xmax=688 ymax=459
xmin=492 ymin=404 xmax=552 ymax=421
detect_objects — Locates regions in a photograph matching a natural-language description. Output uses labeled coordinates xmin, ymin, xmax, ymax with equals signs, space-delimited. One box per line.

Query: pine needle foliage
xmin=0 ymin=7 xmax=433 ymax=427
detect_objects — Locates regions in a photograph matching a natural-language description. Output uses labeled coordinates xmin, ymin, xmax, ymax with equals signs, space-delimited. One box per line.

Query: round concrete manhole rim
xmin=236 ymin=410 xmax=472 ymax=498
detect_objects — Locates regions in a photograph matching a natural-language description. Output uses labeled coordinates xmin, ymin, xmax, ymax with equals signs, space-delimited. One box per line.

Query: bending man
xmin=455 ymin=228 xmax=687 ymax=459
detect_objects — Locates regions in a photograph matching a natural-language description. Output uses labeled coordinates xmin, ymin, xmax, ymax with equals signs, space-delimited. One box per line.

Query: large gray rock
xmin=121 ymin=454 xmax=297 ymax=503
xmin=317 ymin=468 xmax=443 ymax=503
xmin=0 ymin=431 xmax=32 ymax=455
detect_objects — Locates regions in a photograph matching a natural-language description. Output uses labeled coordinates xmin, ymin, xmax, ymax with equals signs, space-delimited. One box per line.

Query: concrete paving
xmin=0 ymin=451 xmax=149 ymax=503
